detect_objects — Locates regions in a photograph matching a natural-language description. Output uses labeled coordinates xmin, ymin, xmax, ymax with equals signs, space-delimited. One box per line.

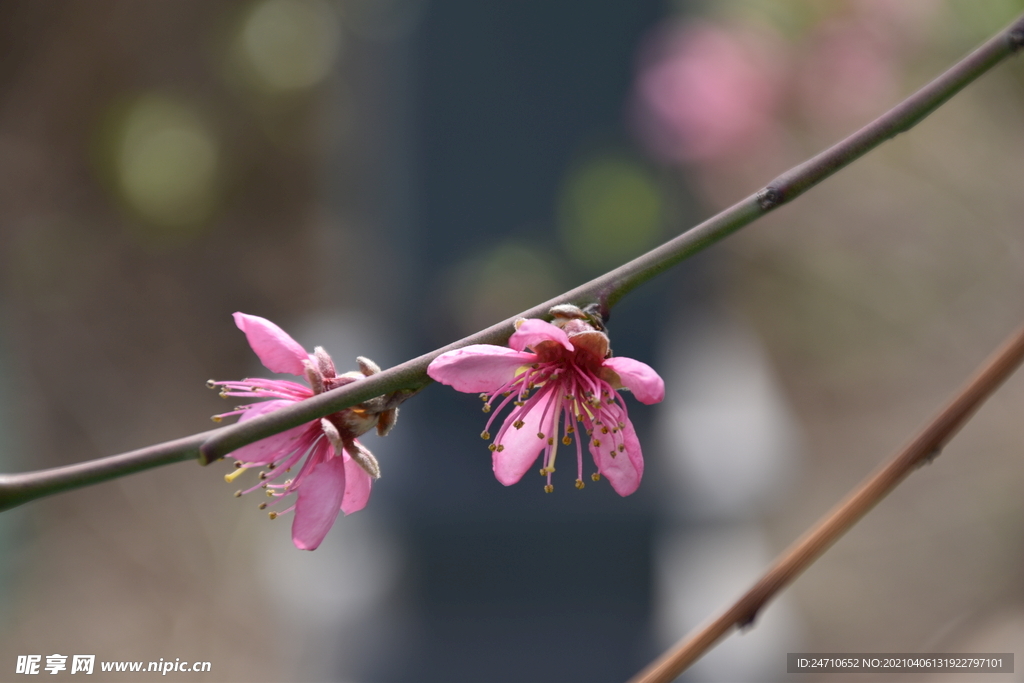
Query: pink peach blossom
xmin=632 ymin=21 xmax=786 ymax=163
xmin=427 ymin=306 xmax=664 ymax=495
xmin=210 ymin=312 xmax=393 ymax=550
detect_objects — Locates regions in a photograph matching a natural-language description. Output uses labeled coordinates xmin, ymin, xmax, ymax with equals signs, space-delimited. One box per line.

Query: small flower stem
xmin=0 ymin=13 xmax=1022 ymax=509
xmin=627 ymin=322 xmax=1024 ymax=683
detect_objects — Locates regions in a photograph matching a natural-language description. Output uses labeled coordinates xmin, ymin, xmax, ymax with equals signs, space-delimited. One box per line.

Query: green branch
xmin=1 ymin=11 xmax=1022 ymax=513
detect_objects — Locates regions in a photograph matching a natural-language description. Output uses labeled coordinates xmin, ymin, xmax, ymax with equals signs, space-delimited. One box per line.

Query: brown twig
xmin=628 ymin=324 xmax=1024 ymax=683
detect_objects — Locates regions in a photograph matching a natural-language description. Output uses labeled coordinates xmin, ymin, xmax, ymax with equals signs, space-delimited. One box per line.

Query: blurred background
xmin=0 ymin=1 xmax=1023 ymax=681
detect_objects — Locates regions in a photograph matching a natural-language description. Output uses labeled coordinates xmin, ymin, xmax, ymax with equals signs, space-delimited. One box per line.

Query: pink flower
xmin=632 ymin=21 xmax=786 ymax=163
xmin=427 ymin=305 xmax=664 ymax=495
xmin=209 ymin=312 xmax=397 ymax=550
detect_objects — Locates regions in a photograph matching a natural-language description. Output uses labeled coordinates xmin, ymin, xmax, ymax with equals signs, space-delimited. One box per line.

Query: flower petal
xmin=427 ymin=345 xmax=535 ymax=393
xmin=492 ymin=390 xmax=557 ymax=485
xmin=588 ymin=407 xmax=643 ymax=496
xmin=602 ymin=356 xmax=665 ymax=405
xmin=230 ymin=400 xmax=312 ymax=465
xmin=291 ymin=456 xmax=347 ymax=550
xmin=342 ymin=448 xmax=373 ymax=514
xmin=234 ymin=312 xmax=310 ymax=376
xmin=508 ymin=318 xmax=573 ymax=353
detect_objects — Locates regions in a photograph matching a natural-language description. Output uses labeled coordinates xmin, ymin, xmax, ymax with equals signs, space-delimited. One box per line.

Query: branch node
xmin=916 ymin=447 xmax=942 ymax=468
xmin=756 ymin=187 xmax=783 ymax=211
xmin=737 ymin=610 xmax=759 ymax=630
xmin=1009 ymin=27 xmax=1024 ymax=50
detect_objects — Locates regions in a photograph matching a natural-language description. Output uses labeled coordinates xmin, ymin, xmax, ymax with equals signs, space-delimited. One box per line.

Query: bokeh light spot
xmin=558 ymin=156 xmax=664 ymax=271
xmin=440 ymin=242 xmax=563 ymax=338
xmin=114 ymin=96 xmax=219 ymax=234
xmin=240 ymin=0 xmax=341 ymax=92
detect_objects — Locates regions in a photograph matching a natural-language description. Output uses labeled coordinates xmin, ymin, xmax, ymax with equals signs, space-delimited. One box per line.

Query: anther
xmin=544 ymin=484 xmax=554 ymax=493
xmin=575 ymin=479 xmax=585 ymax=490
xmin=479 ymin=393 xmax=489 ymax=402
xmin=591 ymin=472 xmax=601 ymax=481
xmin=488 ymin=444 xmax=497 ymax=452
xmin=258 ymin=471 xmax=268 ymax=480
xmin=481 ymin=430 xmax=491 ymax=440
xmin=206 ymin=379 xmax=217 ymax=388
xmin=268 ymin=511 xmax=278 ymax=520
xmin=537 ymin=432 xmax=545 ymax=439
xmin=258 ymin=502 xmax=267 ymax=510
xmin=592 ymin=439 xmax=601 ymax=447
xmin=601 ymin=426 xmax=609 ymax=434
xmin=482 ymin=404 xmax=492 ymax=413
xmin=547 ymin=437 xmax=554 ymax=445
xmin=562 ymin=436 xmax=572 ymax=445
xmin=211 ymin=416 xmax=222 ymax=423
xmin=233 ymin=490 xmax=242 ymax=498
xmin=496 ymin=445 xmax=504 ymax=452
xmin=513 ymin=420 xmax=524 ymax=429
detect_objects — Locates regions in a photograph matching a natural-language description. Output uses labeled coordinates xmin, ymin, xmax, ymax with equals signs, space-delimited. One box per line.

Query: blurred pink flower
xmin=795 ymin=19 xmax=898 ymax=129
xmin=632 ymin=21 xmax=785 ymax=163
xmin=427 ymin=306 xmax=664 ymax=495
xmin=210 ymin=312 xmax=395 ymax=550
